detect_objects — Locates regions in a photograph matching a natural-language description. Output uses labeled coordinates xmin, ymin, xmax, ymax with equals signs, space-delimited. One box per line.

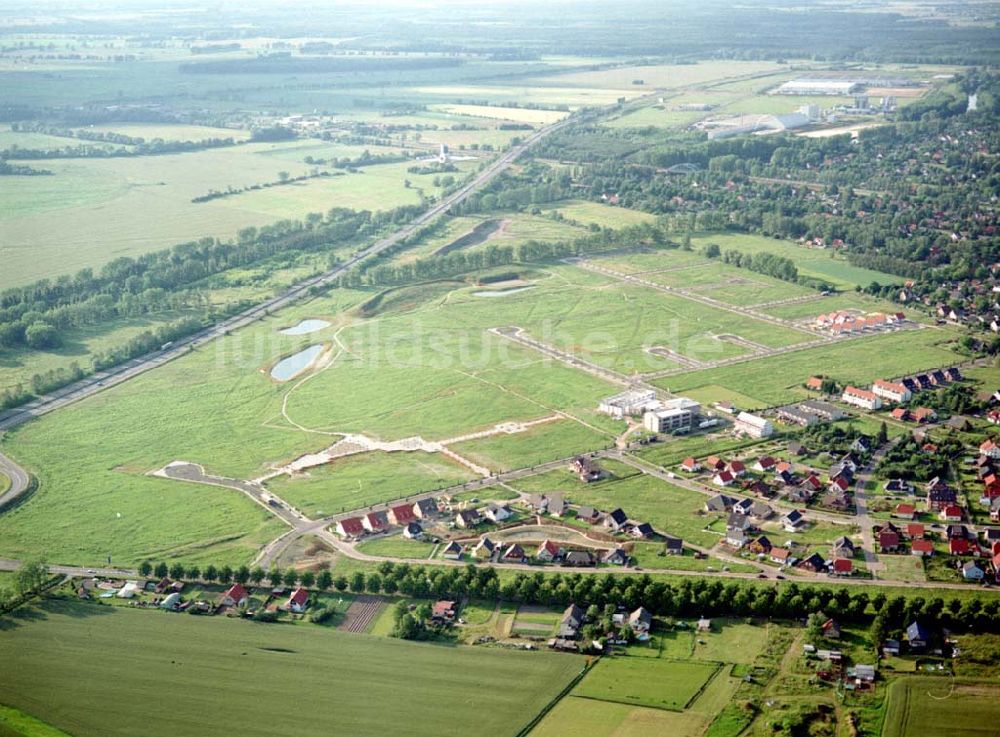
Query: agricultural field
xmin=572 ymin=657 xmax=719 ymax=710
xmin=526 ymin=60 xmax=786 ymax=91
xmin=882 ymin=677 xmax=1000 ymax=737
xmin=74 ymin=123 xmax=253 ymax=141
xmin=0 ymin=600 xmax=581 ymax=737
xmin=0 ymin=140 xmax=474 ymax=287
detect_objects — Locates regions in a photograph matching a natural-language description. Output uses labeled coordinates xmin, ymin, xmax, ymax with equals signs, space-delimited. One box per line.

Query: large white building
xmin=599 ymin=389 xmax=659 ymax=420
xmin=872 ymin=380 xmax=911 ymax=404
xmin=642 ymin=397 xmax=701 ymax=433
xmin=774 ymin=79 xmax=861 ymax=95
xmin=842 ymin=386 xmax=883 ymax=410
xmin=734 ymin=412 xmax=774 ymax=438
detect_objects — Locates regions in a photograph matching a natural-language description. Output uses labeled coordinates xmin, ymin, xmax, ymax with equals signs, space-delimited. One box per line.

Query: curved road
xmin=0 ymin=451 xmax=30 ymax=510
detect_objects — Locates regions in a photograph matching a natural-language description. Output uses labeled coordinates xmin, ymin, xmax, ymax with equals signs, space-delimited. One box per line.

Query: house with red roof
xmin=831 ymin=558 xmax=853 ymax=576
xmin=681 ymin=457 xmax=701 ymax=472
xmin=770 ymin=547 xmax=792 ymax=565
xmin=335 ymin=517 xmax=365 ymax=538
xmin=890 ymin=407 xmax=910 ymax=421
xmin=950 ymin=538 xmax=973 ymax=556
xmin=220 ymin=583 xmax=248 ymax=608
xmin=879 ymin=530 xmax=900 ymax=552
xmin=905 ymin=523 xmax=925 ymax=540
xmin=842 ymin=386 xmax=882 ymax=410
xmin=911 ymin=540 xmax=934 ymax=557
xmin=940 ymin=505 xmax=963 ymax=522
xmin=388 ymin=504 xmax=417 ymax=526
xmin=728 ymin=460 xmax=747 ymax=477
xmin=893 ymin=503 xmax=916 ymax=520
xmin=806 ymin=376 xmax=824 ymax=391
xmin=285 ymin=587 xmax=309 ymax=613
xmin=872 ymin=379 xmax=911 ymax=404
xmin=362 ymin=511 xmax=389 ymax=533
xmin=754 ymin=456 xmax=777 ymax=472
xmin=536 ymin=540 xmax=562 ymax=563
xmin=713 ymin=470 xmax=735 ymax=487
xmin=911 ymin=407 xmax=937 ymax=423
xmin=705 ymin=455 xmax=726 ymax=471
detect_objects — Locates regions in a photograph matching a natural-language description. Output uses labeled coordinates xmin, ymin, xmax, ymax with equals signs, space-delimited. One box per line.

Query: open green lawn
xmin=882 ymin=677 xmax=1000 ymax=737
xmin=355 ymin=535 xmax=438 ymax=559
xmin=688 ymin=234 xmax=904 ymax=290
xmin=449 ymin=420 xmax=612 ymax=473
xmin=541 ymin=200 xmax=658 ymax=229
xmin=266 ymin=451 xmax=474 ymax=518
xmin=572 ymin=657 xmax=719 ymax=710
xmin=0 ymin=599 xmax=581 ymax=737
xmin=658 ymin=329 xmax=962 ymax=407
xmin=691 ymin=620 xmax=770 ymax=664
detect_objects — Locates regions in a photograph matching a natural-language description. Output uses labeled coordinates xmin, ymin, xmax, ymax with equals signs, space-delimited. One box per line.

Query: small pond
xmin=279 ymin=319 xmax=330 ymax=335
xmin=270 ymin=344 xmax=324 ymax=381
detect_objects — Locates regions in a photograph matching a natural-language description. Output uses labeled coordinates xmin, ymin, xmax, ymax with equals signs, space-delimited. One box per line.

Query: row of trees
xmin=136 ymin=559 xmax=1000 ymax=634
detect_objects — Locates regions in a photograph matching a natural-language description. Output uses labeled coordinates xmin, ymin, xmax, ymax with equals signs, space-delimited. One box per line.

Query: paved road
xmin=0 ymin=451 xmax=30 ymax=510
xmin=853 ymin=438 xmax=898 ymax=574
xmin=0 ymin=115 xmax=575 ymax=437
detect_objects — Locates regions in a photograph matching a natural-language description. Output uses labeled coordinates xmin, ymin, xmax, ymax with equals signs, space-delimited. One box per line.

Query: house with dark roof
xmin=831 ymin=536 xmax=856 ymax=558
xmin=906 ymin=621 xmax=930 ymax=650
xmin=576 ymin=506 xmax=600 ymax=524
xmin=442 ymin=541 xmax=464 ymax=560
xmin=413 ymin=498 xmax=438 ymax=519
xmin=705 ymin=494 xmax=736 ymax=513
xmin=501 ymin=543 xmax=527 ymax=563
xmin=798 ymin=553 xmax=826 ymax=573
xmin=631 ymin=522 xmax=656 ymax=539
xmin=403 ymin=522 xmax=424 ymax=539
xmin=663 ymin=536 xmax=683 ymax=554
xmin=604 ymin=508 xmax=629 ymax=532
xmin=563 ymin=550 xmax=595 ymax=567
xmin=603 ymin=547 xmax=630 ymax=566
xmin=748 ymin=536 xmax=772 ymax=555
xmin=363 ymin=510 xmax=389 ymax=533
xmin=455 ymin=509 xmax=482 ymax=529
xmin=560 ymin=604 xmax=585 ymax=638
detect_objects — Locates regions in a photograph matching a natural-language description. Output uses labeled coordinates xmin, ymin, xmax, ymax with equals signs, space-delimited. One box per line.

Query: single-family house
xmin=603 ymin=548 xmax=630 ymax=566
xmin=455 ymin=509 xmax=482 ymax=529
xmin=388 ymin=504 xmax=417 ymax=527
xmin=831 ymin=536 xmax=856 ymax=558
xmin=336 ymin=517 xmax=365 ymax=538
xmin=473 ymin=537 xmax=496 ymax=559
xmin=604 ymin=508 xmax=629 ymax=532
xmin=940 ymin=505 xmax=963 ymax=522
xmin=629 ymin=607 xmax=653 ymax=636
xmin=663 ymin=536 xmax=683 ymax=555
xmin=822 ymin=619 xmax=842 ymax=639
xmin=559 ymin=604 xmax=585 ymax=638
xmin=442 ymin=541 xmax=464 ymax=560
xmin=907 ymin=621 xmax=930 ymax=650
xmin=681 ymin=457 xmax=701 ymax=472
xmin=911 ymin=539 xmax=934 ymax=557
xmin=770 ymin=547 xmax=792 ymax=565
xmin=879 ymin=530 xmax=901 ymax=552
xmin=403 ymin=521 xmax=424 ymax=539
xmin=798 ymin=552 xmax=826 ymax=573
xmin=412 ymin=497 xmax=438 ymax=519
xmin=781 ymin=510 xmax=806 ymax=532
xmin=905 ymin=523 xmax=925 ymax=540
xmin=963 ymin=560 xmax=985 ymax=582
xmin=220 ymin=583 xmax=249 ymax=608
xmin=705 ymin=494 xmax=736 ymax=513
xmin=483 ymin=503 xmax=513 ymax=524
xmin=755 ymin=456 xmax=777 ymax=472
xmin=748 ymin=536 xmax=773 ymax=555
xmin=713 ymin=470 xmax=735 ymax=487
xmin=831 ymin=558 xmax=854 ymax=576
xmin=431 ymin=600 xmax=457 ymax=624
xmin=894 ymin=503 xmax=916 ymax=520
xmin=363 ymin=511 xmax=389 ymax=533
xmin=286 ymin=587 xmax=309 ymax=613
xmin=563 ymin=550 xmax=595 ymax=567
xmin=536 ymin=540 xmax=562 ymax=563
xmin=501 ymin=543 xmax=527 ymax=564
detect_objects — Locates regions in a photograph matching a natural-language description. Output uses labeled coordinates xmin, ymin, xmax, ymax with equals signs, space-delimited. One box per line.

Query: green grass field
xmin=530 ymin=696 xmax=709 ymax=737
xmin=882 ymin=678 xmax=1000 ymax=737
xmin=688 ymin=234 xmax=904 ymax=290
xmin=572 ymin=657 xmax=719 ymax=710
xmin=541 ymin=200 xmax=658 ymax=229
xmin=0 ymin=143 xmax=472 ymax=287
xmin=266 ymin=451 xmax=474 ymax=518
xmin=355 ymin=535 xmax=438 ymax=559
xmin=658 ymin=328 xmax=962 ymax=407
xmin=0 ymin=599 xmax=581 ymax=737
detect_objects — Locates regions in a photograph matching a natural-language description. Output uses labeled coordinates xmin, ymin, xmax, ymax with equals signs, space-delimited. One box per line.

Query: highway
xmin=0 ymin=116 xmax=574 ymax=437
xmin=0 ymin=116 xmax=575 ymax=512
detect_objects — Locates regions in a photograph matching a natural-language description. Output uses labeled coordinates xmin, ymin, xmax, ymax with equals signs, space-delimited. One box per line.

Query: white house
xmin=286 ymin=587 xmax=309 ymax=613
xmin=734 ymin=412 xmax=774 ymax=438
xmin=842 ymin=386 xmax=882 ymax=410
xmin=872 ymin=380 xmax=911 ymax=404
xmin=599 ymin=389 xmax=659 ymax=419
